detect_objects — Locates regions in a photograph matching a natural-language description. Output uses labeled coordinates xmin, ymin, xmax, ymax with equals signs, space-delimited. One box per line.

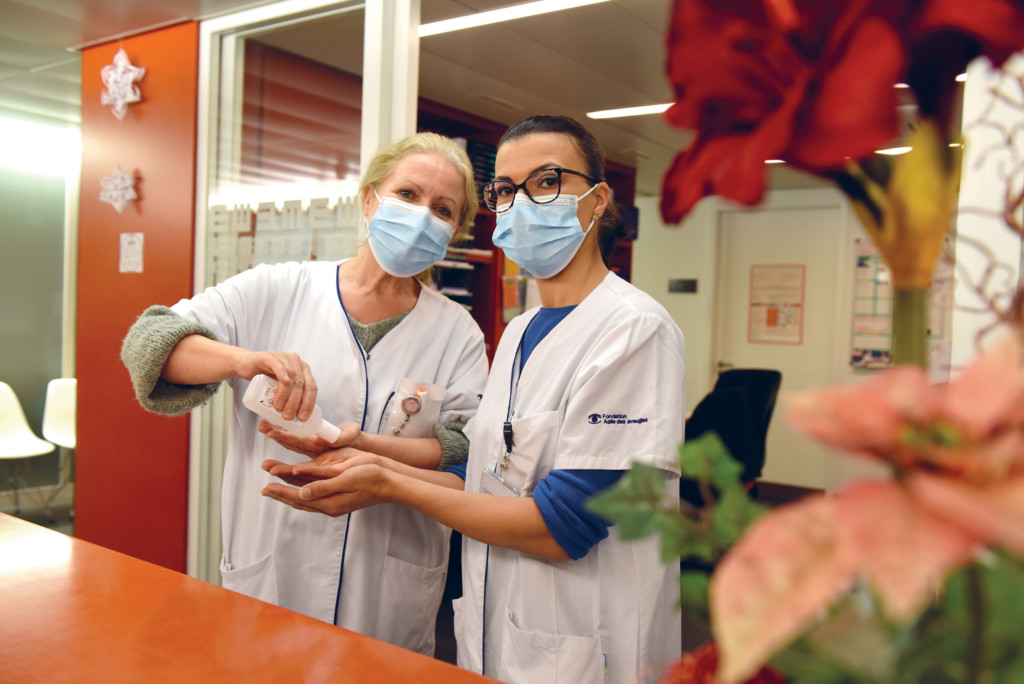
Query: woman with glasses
xmin=120 ymin=132 xmax=488 ymax=657
xmin=264 ymin=115 xmax=685 ymax=683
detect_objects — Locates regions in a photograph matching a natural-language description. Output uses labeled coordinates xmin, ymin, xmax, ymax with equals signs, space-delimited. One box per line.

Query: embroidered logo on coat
xmin=587 ymin=413 xmax=648 ymax=425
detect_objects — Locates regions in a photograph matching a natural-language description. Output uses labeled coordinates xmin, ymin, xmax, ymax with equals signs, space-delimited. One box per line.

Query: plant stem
xmin=966 ymin=565 xmax=985 ymax=684
xmin=892 ymin=288 xmax=929 ymax=367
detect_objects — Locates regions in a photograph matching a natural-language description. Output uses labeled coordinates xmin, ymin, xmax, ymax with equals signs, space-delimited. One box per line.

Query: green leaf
xmin=586 ymin=462 xmax=669 ymax=540
xmin=770 ymin=638 xmax=858 ymax=684
xmin=805 ymin=596 xmax=897 ymax=681
xmin=706 ymin=486 xmax=766 ymax=548
xmin=656 ymin=510 xmax=713 ymax=562
xmin=679 ymin=570 xmax=710 ymax=612
xmin=586 ymin=435 xmax=764 ymax=571
xmin=679 ymin=432 xmax=742 ymax=489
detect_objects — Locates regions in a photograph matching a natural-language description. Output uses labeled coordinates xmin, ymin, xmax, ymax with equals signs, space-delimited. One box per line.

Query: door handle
xmin=717 ymin=361 xmax=734 ymax=371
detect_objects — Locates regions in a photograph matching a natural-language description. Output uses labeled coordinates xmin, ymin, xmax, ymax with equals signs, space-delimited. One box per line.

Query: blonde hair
xmin=358 ymin=132 xmax=478 ymax=240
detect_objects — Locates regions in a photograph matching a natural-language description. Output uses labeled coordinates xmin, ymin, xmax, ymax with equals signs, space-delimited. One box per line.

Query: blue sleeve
xmin=533 ymin=469 xmax=624 ymax=561
xmin=444 ymin=462 xmax=468 ymax=481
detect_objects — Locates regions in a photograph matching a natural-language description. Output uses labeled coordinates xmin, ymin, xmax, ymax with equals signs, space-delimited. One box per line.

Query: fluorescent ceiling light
xmin=877 ymin=146 xmax=913 ymax=155
xmin=587 ymin=103 xmax=671 ymax=119
xmin=765 ymin=159 xmax=785 ymax=164
xmin=419 ymin=0 xmax=611 ymax=37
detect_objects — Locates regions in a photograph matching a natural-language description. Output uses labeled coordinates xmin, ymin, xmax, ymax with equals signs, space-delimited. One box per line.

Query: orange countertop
xmin=0 ymin=513 xmax=493 ymax=683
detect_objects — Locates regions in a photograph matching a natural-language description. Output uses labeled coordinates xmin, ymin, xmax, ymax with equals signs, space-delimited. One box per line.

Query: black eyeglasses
xmin=483 ymin=167 xmax=601 ymax=213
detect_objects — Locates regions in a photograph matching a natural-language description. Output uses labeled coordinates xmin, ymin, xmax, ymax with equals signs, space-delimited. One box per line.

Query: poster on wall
xmin=748 ymin=264 xmax=805 ymax=345
xmin=849 ymin=237 xmax=953 ymax=381
xmin=850 ymin=239 xmax=894 ymax=368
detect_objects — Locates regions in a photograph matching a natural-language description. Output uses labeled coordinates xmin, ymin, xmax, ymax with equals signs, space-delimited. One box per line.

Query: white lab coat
xmin=172 ymin=260 xmax=488 ymax=655
xmin=454 ymin=272 xmax=685 ymax=683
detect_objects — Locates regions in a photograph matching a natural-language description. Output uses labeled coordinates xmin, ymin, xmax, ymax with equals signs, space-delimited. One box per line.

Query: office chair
xmin=679 ymin=368 xmax=782 ymax=507
xmin=680 ymin=386 xmax=751 ymax=508
xmin=0 ymin=381 xmax=56 ymax=515
xmin=711 ymin=368 xmax=782 ymax=482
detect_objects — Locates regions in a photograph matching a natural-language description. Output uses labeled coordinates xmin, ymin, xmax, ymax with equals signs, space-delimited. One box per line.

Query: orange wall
xmin=75 ymin=22 xmax=199 ymax=572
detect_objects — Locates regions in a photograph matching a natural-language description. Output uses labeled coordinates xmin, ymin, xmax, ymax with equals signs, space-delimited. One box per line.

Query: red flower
xmin=660 ymin=0 xmax=1024 ymax=224
xmin=660 ymin=0 xmax=905 ymax=223
xmin=659 ymin=641 xmax=787 ymax=684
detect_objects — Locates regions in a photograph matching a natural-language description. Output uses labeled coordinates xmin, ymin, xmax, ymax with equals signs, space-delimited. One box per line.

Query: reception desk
xmin=0 ymin=513 xmax=492 ymax=683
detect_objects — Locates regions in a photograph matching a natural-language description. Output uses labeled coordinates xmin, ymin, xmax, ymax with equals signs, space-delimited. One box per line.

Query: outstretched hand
xmin=262 ymin=448 xmax=385 ymax=487
xmin=258 ymin=420 xmax=361 ymax=458
xmin=262 ymin=462 xmax=392 ymax=517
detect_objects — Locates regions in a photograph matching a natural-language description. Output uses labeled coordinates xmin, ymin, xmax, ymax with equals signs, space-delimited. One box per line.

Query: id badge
xmin=480 ymin=469 xmax=520 ymax=498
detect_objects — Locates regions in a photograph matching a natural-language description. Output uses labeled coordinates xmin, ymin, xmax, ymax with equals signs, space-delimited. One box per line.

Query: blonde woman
xmin=121 ymin=132 xmax=488 ymax=655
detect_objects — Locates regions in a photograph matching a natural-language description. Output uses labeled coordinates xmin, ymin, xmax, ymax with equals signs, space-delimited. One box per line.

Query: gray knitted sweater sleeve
xmin=120 ymin=305 xmax=223 ymax=416
xmin=434 ymin=420 xmax=469 ymax=471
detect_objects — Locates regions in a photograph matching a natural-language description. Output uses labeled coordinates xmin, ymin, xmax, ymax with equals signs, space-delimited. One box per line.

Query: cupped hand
xmin=262 ymin=463 xmax=391 ymax=517
xmin=236 ymin=351 xmax=317 ymax=421
xmin=258 ymin=421 xmax=362 ymax=457
xmin=261 ymin=448 xmax=382 ymax=487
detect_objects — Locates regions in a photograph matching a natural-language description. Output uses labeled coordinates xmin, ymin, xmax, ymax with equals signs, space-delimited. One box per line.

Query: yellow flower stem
xmin=892 ymin=288 xmax=928 ymax=368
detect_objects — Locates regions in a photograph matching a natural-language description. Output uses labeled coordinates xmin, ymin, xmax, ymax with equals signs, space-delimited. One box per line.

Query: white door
xmin=713 ymin=191 xmax=849 ymax=490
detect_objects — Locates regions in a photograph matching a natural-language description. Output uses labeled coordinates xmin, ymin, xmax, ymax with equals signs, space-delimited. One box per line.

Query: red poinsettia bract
xmin=660 ymin=0 xmax=1024 ymax=225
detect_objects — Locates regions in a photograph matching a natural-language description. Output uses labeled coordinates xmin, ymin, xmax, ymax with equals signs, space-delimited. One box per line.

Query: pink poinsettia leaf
xmin=861 ymin=364 xmax=940 ymax=424
xmin=942 ymin=334 xmax=1024 ymax=438
xmin=788 ymin=16 xmax=904 ymax=169
xmin=785 ymin=385 xmax=904 ymax=457
xmin=926 ymin=431 xmax=1024 ymax=483
xmin=711 ymin=495 xmax=857 ymax=683
xmin=908 ymin=473 xmax=1024 ymax=556
xmin=835 ymin=480 xmax=978 ymax=621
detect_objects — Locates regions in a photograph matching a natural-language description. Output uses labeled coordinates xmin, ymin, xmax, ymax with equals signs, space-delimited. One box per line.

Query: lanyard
xmin=495 ymin=323 xmax=528 ymax=475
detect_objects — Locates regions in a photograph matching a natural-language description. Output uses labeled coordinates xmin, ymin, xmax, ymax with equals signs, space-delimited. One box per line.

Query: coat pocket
xmin=502 ymin=410 xmax=561 ymax=496
xmin=374 ymin=554 xmax=447 ymax=656
xmin=219 ymin=552 xmax=278 ymax=605
xmin=500 ymin=608 xmax=605 ymax=683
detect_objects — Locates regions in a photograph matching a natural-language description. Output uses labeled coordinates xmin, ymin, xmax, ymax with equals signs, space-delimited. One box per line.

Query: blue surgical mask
xmin=492 ymin=185 xmax=597 ymax=279
xmin=367 ymin=192 xmax=455 ymax=277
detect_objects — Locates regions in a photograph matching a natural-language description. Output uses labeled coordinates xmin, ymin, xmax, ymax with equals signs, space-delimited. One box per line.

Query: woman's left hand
xmin=258 ymin=420 xmax=361 ymax=457
xmin=262 ymin=449 xmax=387 ymax=487
xmin=262 ymin=463 xmax=391 ymax=517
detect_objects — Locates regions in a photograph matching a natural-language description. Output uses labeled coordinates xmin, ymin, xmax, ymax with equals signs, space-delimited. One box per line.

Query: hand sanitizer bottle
xmin=242 ymin=374 xmax=341 ymax=442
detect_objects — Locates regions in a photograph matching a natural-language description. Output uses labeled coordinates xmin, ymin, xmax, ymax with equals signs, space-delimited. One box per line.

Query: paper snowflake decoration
xmin=99 ymin=166 xmax=138 ymax=213
xmin=100 ymin=48 xmax=145 ymax=120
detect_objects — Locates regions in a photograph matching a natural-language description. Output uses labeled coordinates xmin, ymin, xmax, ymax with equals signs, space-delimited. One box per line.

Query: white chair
xmin=0 ymin=381 xmax=55 ymax=515
xmin=43 ymin=378 xmax=76 ymax=449
xmin=42 ymin=378 xmax=76 ymax=517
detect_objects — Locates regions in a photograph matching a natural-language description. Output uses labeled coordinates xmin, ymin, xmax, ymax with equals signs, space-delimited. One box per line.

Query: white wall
xmin=952 ymin=55 xmax=1024 ymax=365
xmin=633 ymin=190 xmax=890 ymax=491
xmin=633 ymin=196 xmax=719 ymax=412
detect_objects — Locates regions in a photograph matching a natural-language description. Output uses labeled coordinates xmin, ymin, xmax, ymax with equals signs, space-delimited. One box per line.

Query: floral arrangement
xmin=589 ymin=0 xmax=1024 ymax=682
